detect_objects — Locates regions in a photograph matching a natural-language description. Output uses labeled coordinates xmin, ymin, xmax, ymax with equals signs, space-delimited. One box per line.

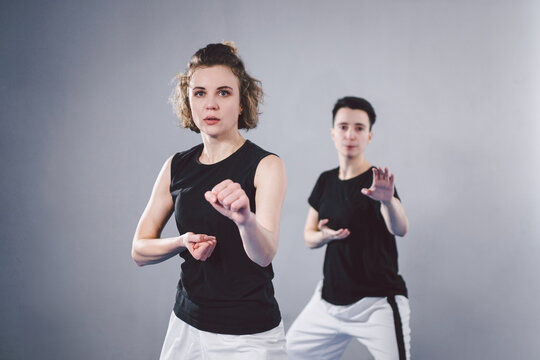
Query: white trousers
xmin=286 ymin=282 xmax=411 ymax=360
xmin=159 ymin=312 xmax=287 ymax=360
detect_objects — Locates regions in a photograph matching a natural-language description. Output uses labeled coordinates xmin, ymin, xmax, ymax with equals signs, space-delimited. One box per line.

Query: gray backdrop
xmin=1 ymin=1 xmax=539 ymax=359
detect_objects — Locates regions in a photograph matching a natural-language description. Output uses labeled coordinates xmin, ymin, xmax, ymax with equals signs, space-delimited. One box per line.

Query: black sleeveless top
xmin=169 ymin=140 xmax=281 ymax=335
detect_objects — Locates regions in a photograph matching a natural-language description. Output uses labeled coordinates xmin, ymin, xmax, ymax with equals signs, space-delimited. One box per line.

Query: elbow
xmin=305 ymin=240 xmax=319 ymax=249
xmin=133 ymin=258 xmax=146 ymax=267
xmin=253 ymin=246 xmax=277 ymax=268
xmin=303 ymin=232 xmax=317 ymax=249
xmin=253 ymin=252 xmax=273 ymax=267
xmin=393 ymin=229 xmax=408 ymax=237
xmin=304 ymin=233 xmax=323 ymax=249
xmin=131 ymin=250 xmax=145 ymax=267
xmin=261 ymin=247 xmax=278 ymax=267
xmin=393 ymin=223 xmax=409 ymax=237
xmin=131 ymin=243 xmax=148 ymax=267
xmin=257 ymin=258 xmax=272 ymax=268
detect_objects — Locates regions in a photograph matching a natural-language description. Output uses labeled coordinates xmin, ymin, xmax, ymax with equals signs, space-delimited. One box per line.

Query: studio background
xmin=1 ymin=1 xmax=539 ymax=359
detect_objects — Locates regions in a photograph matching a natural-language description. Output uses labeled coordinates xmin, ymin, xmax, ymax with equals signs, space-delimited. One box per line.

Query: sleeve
xmin=308 ymin=173 xmax=326 ymax=211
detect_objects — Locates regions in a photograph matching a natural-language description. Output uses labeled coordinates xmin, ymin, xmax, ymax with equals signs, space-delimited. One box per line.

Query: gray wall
xmin=1 ymin=1 xmax=539 ymax=359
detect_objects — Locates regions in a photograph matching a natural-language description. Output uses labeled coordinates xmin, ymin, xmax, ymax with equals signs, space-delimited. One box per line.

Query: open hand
xmin=204 ymin=179 xmax=251 ymax=225
xmin=318 ymin=219 xmax=350 ymax=242
xmin=183 ymin=232 xmax=216 ymax=261
xmin=361 ymin=167 xmax=395 ymax=203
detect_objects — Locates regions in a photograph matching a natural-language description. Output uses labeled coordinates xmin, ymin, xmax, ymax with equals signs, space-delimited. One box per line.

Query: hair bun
xmin=223 ymin=40 xmax=238 ymax=55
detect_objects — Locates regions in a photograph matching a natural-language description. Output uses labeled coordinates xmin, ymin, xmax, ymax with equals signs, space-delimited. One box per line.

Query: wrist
xmin=178 ymin=234 xmax=187 ymax=248
xmin=236 ymin=211 xmax=256 ymax=228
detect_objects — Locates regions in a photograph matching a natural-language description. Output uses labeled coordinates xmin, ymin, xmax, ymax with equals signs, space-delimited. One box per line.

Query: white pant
xmin=286 ymin=282 xmax=411 ymax=360
xmin=159 ymin=312 xmax=287 ymax=360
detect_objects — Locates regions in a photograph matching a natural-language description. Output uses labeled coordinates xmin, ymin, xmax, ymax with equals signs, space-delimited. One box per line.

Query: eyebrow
xmin=336 ymin=122 xmax=367 ymax=126
xmin=191 ymin=85 xmax=234 ymax=91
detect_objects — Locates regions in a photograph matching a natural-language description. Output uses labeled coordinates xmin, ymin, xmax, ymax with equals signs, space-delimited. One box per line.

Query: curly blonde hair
xmin=170 ymin=41 xmax=264 ymax=133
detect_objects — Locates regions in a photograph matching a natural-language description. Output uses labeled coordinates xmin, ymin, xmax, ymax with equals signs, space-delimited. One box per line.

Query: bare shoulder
xmin=255 ymin=154 xmax=286 ymax=185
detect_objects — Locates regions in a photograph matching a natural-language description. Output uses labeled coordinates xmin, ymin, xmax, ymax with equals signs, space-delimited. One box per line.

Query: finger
xmin=195 ymin=241 xmax=213 ymax=260
xmin=211 ymin=179 xmax=234 ymax=194
xmin=332 ymin=228 xmax=349 ymax=240
xmin=194 ymin=242 xmax=210 ymax=260
xmin=379 ymin=167 xmax=388 ymax=181
xmin=228 ymin=192 xmax=249 ymax=212
xmin=199 ymin=240 xmax=217 ymax=261
xmin=188 ymin=235 xmax=215 ymax=254
xmin=189 ymin=234 xmax=216 ymax=244
xmin=218 ymin=188 xmax=245 ymax=210
xmin=339 ymin=229 xmax=351 ymax=238
xmin=197 ymin=244 xmax=210 ymax=261
xmin=204 ymin=191 xmax=218 ymax=204
xmin=205 ymin=192 xmax=229 ymax=214
xmin=204 ymin=240 xmax=217 ymax=259
xmin=215 ymin=183 xmax=241 ymax=205
xmin=318 ymin=219 xmax=329 ymax=230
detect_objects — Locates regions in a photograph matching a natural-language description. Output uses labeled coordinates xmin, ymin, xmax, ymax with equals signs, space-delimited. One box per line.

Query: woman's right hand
xmin=182 ymin=232 xmax=217 ymax=261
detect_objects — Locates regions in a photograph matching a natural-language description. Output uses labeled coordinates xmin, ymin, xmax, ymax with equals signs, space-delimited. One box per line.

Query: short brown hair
xmin=170 ymin=41 xmax=263 ymax=133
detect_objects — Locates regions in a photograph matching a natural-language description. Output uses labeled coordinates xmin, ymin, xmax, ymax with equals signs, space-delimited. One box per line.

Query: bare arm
xmin=361 ymin=167 xmax=409 ymax=236
xmin=204 ymin=155 xmax=286 ymax=267
xmin=380 ymin=197 xmax=409 ymax=237
xmin=304 ymin=207 xmax=350 ymax=249
xmin=132 ymin=157 xmax=216 ymax=266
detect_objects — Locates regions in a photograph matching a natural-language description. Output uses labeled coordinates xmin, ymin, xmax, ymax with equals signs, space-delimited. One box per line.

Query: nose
xmin=345 ymin=128 xmax=356 ymax=139
xmin=205 ymin=94 xmax=219 ymax=110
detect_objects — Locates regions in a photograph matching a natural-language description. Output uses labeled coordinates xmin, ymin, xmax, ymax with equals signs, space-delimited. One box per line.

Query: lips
xmin=204 ymin=116 xmax=220 ymax=125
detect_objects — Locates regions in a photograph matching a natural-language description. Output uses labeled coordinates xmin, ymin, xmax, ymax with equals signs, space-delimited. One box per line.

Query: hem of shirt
xmin=173 ymin=307 xmax=282 ymax=335
xmin=322 ymin=289 xmax=408 ymax=306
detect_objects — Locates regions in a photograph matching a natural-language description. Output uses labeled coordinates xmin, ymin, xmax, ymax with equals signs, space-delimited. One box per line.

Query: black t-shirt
xmin=169 ymin=140 xmax=281 ymax=335
xmin=309 ymin=167 xmax=407 ymax=305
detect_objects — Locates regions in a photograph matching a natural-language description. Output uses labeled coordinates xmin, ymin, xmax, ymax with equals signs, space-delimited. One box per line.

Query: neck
xmin=338 ymin=155 xmax=371 ymax=180
xmin=199 ymin=132 xmax=245 ymax=164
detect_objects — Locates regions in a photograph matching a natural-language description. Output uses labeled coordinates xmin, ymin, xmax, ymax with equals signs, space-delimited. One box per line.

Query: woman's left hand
xmin=204 ymin=179 xmax=251 ymax=225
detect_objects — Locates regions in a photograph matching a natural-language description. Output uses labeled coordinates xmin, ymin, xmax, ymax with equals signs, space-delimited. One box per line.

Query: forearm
xmin=380 ymin=197 xmax=409 ymax=236
xmin=131 ymin=235 xmax=185 ymax=267
xmin=237 ymin=213 xmax=278 ymax=267
xmin=304 ymin=229 xmax=329 ymax=249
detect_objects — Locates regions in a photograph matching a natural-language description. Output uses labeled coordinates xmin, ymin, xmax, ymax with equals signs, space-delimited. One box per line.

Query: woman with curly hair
xmin=132 ymin=42 xmax=287 ymax=359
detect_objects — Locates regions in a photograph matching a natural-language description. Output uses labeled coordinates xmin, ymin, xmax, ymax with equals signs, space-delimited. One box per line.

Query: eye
xmin=339 ymin=125 xmax=347 ymax=130
xmin=218 ymin=89 xmax=231 ymax=96
xmin=193 ymin=90 xmax=205 ymax=97
xmin=356 ymin=126 xmax=365 ymax=132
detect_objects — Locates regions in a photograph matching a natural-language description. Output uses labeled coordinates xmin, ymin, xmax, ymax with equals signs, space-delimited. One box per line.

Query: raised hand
xmin=318 ymin=219 xmax=350 ymax=242
xmin=183 ymin=232 xmax=217 ymax=261
xmin=361 ymin=167 xmax=395 ymax=203
xmin=204 ymin=179 xmax=251 ymax=225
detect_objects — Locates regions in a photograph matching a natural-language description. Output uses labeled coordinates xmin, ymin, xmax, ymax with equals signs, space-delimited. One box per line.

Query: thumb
xmin=204 ymin=191 xmax=217 ymax=203
xmin=318 ymin=218 xmax=329 ymax=230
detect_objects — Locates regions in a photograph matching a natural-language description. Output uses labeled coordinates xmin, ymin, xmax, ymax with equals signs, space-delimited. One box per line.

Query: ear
xmin=368 ymin=131 xmax=374 ymax=143
xmin=330 ymin=127 xmax=335 ymax=140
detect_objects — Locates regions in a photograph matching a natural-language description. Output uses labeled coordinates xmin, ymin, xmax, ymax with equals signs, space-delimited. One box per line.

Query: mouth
xmin=204 ymin=116 xmax=220 ymax=125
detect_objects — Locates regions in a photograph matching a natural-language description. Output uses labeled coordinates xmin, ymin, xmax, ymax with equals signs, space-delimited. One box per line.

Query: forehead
xmin=334 ymin=108 xmax=370 ymax=126
xmin=189 ymin=65 xmax=239 ymax=88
